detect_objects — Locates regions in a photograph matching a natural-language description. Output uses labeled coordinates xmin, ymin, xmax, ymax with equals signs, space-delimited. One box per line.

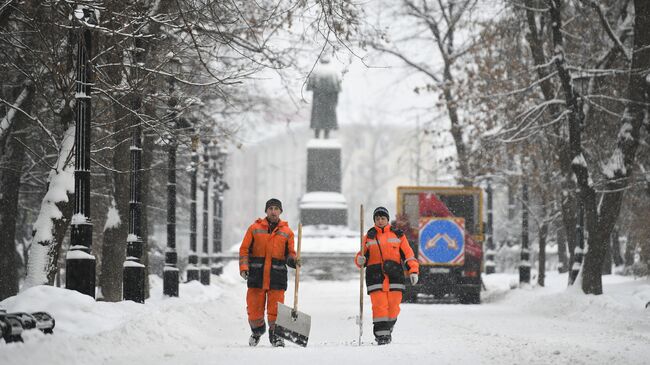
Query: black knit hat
xmin=265 ymin=198 xmax=283 ymax=212
xmin=373 ymin=206 xmax=389 ymax=221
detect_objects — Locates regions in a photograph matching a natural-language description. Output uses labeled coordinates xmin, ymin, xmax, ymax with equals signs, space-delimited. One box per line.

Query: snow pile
xmin=0 ymin=277 xmax=225 ymax=339
xmin=3 ymin=262 xmax=649 ymax=365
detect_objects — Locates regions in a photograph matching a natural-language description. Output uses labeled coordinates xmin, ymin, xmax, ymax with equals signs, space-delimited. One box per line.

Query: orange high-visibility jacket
xmin=355 ymin=224 xmax=419 ymax=293
xmin=239 ymin=218 xmax=296 ymax=290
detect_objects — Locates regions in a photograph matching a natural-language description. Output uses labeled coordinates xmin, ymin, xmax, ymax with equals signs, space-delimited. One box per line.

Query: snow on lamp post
xmin=66 ymin=6 xmax=98 ymax=298
xmin=163 ymin=56 xmax=182 ymax=297
xmin=185 ymin=134 xmax=200 ymax=282
xmin=485 ymin=181 xmax=496 ymax=274
xmin=199 ymin=136 xmax=211 ymax=285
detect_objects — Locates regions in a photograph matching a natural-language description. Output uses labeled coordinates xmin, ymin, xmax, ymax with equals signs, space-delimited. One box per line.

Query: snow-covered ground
xmin=2 ymin=262 xmax=650 ymax=365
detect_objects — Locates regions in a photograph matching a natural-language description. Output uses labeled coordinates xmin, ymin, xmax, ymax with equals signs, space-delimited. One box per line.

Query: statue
xmin=306 ymin=56 xmax=341 ymax=139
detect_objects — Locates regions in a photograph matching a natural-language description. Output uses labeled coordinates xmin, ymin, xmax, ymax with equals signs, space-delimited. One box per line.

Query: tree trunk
xmin=556 ymin=224 xmax=569 ymax=273
xmin=141 ymin=105 xmax=156 ymax=299
xmin=0 ymin=84 xmax=32 ymax=300
xmin=523 ymin=1 xmax=578 ymax=279
xmin=623 ymin=235 xmax=635 ymax=268
xmin=100 ymin=190 xmax=127 ymax=301
xmin=99 ymin=106 xmax=130 ymax=302
xmin=611 ymin=228 xmax=624 ymax=267
xmin=602 ymin=238 xmax=613 ymax=275
xmin=23 ymin=120 xmax=75 ymax=289
xmin=581 ymin=0 xmax=650 ymax=294
xmin=538 ymin=221 xmax=548 ymax=287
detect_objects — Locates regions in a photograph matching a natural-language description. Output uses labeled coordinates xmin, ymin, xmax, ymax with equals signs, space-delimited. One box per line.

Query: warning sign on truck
xmin=418 ymin=217 xmax=466 ymax=266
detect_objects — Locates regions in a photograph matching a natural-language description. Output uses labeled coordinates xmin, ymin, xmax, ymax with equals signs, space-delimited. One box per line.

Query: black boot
xmin=269 ymin=327 xmax=285 ymax=347
xmin=376 ymin=335 xmax=391 ymax=345
xmin=249 ymin=325 xmax=266 ymax=347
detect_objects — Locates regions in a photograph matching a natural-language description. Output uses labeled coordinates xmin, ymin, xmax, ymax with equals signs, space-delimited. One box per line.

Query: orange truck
xmin=395 ymin=186 xmax=484 ymax=304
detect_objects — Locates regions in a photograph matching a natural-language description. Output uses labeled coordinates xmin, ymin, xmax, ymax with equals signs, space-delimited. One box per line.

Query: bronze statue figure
xmin=306 ymin=57 xmax=341 ymax=139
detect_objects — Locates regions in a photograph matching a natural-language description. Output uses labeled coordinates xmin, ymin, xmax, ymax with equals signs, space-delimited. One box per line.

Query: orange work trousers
xmin=246 ymin=288 xmax=285 ymax=330
xmin=370 ymin=290 xmax=402 ymax=338
xmin=370 ymin=290 xmax=402 ymax=321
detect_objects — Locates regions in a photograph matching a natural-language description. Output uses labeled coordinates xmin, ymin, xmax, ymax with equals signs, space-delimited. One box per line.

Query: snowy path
xmin=2 ymin=262 xmax=650 ymax=365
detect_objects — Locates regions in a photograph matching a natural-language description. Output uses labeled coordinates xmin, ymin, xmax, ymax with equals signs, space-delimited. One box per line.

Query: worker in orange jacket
xmin=239 ymin=198 xmax=298 ymax=347
xmin=355 ymin=206 xmax=419 ymax=345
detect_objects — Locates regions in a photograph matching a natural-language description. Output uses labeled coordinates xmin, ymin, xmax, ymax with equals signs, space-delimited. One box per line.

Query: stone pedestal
xmin=300 ymin=139 xmax=347 ymax=226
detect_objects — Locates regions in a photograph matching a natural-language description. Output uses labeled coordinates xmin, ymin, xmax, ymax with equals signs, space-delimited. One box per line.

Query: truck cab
xmin=395 ymin=186 xmax=483 ymax=304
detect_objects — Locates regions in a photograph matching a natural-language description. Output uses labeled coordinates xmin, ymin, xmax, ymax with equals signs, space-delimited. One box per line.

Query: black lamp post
xmin=211 ymin=144 xmax=228 ymax=275
xmin=163 ymin=57 xmax=182 ymax=297
xmin=199 ymin=137 xmax=211 ymax=285
xmin=185 ymin=135 xmax=200 ymax=282
xmin=66 ymin=6 xmax=97 ymax=298
xmin=122 ymin=35 xmax=147 ymax=303
xmin=485 ymin=181 xmax=496 ymax=274
xmin=519 ymin=181 xmax=531 ymax=284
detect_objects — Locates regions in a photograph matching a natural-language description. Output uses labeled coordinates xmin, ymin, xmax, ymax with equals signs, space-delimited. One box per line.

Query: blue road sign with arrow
xmin=418 ymin=218 xmax=465 ymax=265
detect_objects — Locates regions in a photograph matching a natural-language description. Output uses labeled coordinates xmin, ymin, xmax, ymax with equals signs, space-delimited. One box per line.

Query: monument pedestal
xmin=300 ymin=192 xmax=347 ymax=226
xmin=300 ymin=139 xmax=347 ymax=226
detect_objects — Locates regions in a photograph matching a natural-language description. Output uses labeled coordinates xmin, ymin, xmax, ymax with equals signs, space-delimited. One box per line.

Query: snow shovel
xmin=275 ymin=222 xmax=311 ymax=347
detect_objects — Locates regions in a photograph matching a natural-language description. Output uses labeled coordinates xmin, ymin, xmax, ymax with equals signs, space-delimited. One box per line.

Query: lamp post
xmin=199 ymin=137 xmax=211 ymax=285
xmin=66 ymin=6 xmax=97 ymax=298
xmin=163 ymin=56 xmax=181 ymax=297
xmin=211 ymin=144 xmax=229 ymax=275
xmin=485 ymin=181 xmax=496 ymax=274
xmin=185 ymin=135 xmax=200 ymax=282
xmin=519 ymin=181 xmax=531 ymax=284
xmin=122 ymin=33 xmax=148 ymax=303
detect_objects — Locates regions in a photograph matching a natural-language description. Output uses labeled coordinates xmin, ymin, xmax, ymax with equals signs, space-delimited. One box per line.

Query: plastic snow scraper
xmin=275 ymin=222 xmax=311 ymax=347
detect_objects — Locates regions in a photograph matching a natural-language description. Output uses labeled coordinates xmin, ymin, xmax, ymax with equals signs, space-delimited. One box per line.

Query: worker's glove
xmin=240 ymin=270 xmax=249 ymax=280
xmin=287 ymin=257 xmax=301 ymax=269
xmin=356 ymin=255 xmax=366 ymax=266
xmin=410 ymin=273 xmax=419 ymax=286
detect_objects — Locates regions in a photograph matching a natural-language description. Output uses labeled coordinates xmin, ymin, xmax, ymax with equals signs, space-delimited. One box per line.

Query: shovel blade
xmin=275 ymin=303 xmax=311 ymax=347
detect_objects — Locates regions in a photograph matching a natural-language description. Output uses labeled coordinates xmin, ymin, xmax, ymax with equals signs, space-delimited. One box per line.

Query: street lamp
xmin=485 ymin=181 xmax=496 ymax=274
xmin=122 ymin=33 xmax=148 ymax=303
xmin=519 ymin=176 xmax=531 ymax=284
xmin=211 ymin=143 xmax=229 ymax=275
xmin=199 ymin=135 xmax=211 ymax=285
xmin=66 ymin=6 xmax=98 ymax=298
xmin=163 ymin=56 xmax=182 ymax=297
xmin=186 ymin=134 xmax=200 ymax=282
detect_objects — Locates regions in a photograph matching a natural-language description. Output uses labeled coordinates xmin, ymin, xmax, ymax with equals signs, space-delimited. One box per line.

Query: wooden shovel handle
xmin=359 ymin=205 xmax=364 ymax=345
xmin=294 ymin=222 xmax=302 ymax=313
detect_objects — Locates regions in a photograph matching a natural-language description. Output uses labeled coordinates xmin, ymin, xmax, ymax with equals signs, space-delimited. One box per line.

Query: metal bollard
xmin=31 ymin=312 xmax=56 ymax=334
xmin=0 ymin=311 xmax=56 ymax=343
xmin=0 ymin=313 xmax=25 ymax=343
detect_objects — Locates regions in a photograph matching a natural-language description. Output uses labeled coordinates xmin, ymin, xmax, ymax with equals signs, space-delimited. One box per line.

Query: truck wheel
xmin=402 ymin=287 xmax=417 ymax=303
xmin=458 ymin=288 xmax=481 ymax=304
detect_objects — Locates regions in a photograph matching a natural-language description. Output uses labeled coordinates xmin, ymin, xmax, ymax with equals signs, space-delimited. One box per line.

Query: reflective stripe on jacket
xmin=239 ymin=218 xmax=296 ymax=290
xmin=354 ymin=224 xmax=419 ymax=294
